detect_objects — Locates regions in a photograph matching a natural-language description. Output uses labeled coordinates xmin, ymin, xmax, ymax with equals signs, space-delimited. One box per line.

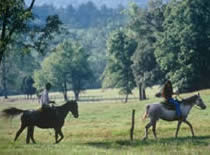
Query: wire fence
xmin=0 ymin=94 xmax=139 ymax=104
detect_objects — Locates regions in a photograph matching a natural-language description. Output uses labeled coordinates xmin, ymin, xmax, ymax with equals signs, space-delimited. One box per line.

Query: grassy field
xmin=0 ymin=88 xmax=210 ymax=155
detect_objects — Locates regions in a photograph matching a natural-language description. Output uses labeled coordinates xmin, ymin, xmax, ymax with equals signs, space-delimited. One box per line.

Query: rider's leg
xmin=169 ymin=98 xmax=181 ymax=117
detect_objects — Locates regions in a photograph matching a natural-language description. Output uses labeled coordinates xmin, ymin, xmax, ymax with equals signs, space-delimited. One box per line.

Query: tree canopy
xmin=155 ymin=0 xmax=210 ymax=92
xmin=102 ymin=29 xmax=137 ymax=102
xmin=0 ymin=0 xmax=36 ymax=64
xmin=34 ymin=40 xmax=93 ymax=101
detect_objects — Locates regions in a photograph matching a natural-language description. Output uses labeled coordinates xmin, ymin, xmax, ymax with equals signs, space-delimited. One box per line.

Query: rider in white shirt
xmin=40 ymin=83 xmax=55 ymax=108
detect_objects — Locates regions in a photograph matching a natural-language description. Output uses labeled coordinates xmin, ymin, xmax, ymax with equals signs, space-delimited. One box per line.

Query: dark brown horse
xmin=2 ymin=100 xmax=79 ymax=144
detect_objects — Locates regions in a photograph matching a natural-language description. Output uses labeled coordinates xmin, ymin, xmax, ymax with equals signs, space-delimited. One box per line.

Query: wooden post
xmin=130 ymin=109 xmax=135 ymax=141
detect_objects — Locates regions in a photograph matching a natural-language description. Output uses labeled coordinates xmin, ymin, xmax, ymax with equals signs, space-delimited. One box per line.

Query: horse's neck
xmin=56 ymin=104 xmax=70 ymax=119
xmin=180 ymin=96 xmax=197 ymax=116
xmin=182 ymin=95 xmax=197 ymax=105
xmin=180 ymin=104 xmax=193 ymax=116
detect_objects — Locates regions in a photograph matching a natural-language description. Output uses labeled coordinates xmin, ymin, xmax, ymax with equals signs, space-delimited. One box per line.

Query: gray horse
xmin=142 ymin=93 xmax=206 ymax=140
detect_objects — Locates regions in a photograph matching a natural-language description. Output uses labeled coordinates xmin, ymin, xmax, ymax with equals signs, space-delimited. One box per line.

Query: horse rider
xmin=157 ymin=80 xmax=182 ymax=119
xmin=39 ymin=83 xmax=55 ymax=115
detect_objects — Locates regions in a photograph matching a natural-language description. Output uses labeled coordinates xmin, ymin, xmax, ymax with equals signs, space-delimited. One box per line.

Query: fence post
xmin=130 ymin=109 xmax=135 ymax=141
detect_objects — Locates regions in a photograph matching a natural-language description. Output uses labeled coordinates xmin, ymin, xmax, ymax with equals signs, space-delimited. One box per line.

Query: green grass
xmin=0 ymin=88 xmax=210 ymax=155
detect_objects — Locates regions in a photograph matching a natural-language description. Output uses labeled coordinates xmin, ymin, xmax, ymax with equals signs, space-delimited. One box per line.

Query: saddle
xmin=160 ymin=100 xmax=181 ymax=111
xmin=38 ymin=106 xmax=57 ymax=119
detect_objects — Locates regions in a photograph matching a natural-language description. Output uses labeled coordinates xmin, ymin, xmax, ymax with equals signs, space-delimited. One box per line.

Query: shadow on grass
xmin=84 ymin=135 xmax=210 ymax=149
xmin=117 ymin=135 xmax=210 ymax=146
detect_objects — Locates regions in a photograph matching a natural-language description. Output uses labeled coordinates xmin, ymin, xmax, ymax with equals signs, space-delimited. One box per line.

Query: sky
xmin=25 ymin=0 xmax=146 ymax=8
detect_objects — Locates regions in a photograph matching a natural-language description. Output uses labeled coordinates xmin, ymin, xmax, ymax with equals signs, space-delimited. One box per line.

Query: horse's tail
xmin=2 ymin=107 xmax=25 ymax=119
xmin=142 ymin=105 xmax=150 ymax=120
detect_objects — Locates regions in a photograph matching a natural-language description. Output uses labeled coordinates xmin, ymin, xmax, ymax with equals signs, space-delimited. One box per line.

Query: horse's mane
xmin=55 ymin=102 xmax=68 ymax=109
xmin=181 ymin=95 xmax=198 ymax=105
xmin=55 ymin=100 xmax=75 ymax=109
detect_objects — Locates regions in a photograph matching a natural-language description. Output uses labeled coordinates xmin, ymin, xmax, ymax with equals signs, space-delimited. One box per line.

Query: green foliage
xmin=155 ymin=0 xmax=210 ymax=92
xmin=33 ymin=2 xmax=127 ymax=29
xmin=0 ymin=48 xmax=39 ymax=95
xmin=0 ymin=0 xmax=35 ymax=64
xmin=103 ymin=29 xmax=137 ymax=101
xmin=27 ymin=14 xmax=63 ymax=55
xmin=33 ymin=40 xmax=93 ymax=100
xmin=126 ymin=1 xmax=165 ymax=99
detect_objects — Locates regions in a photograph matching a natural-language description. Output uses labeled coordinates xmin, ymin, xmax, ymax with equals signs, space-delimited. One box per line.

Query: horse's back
xmin=21 ymin=110 xmax=41 ymax=123
xmin=147 ymin=103 xmax=176 ymax=121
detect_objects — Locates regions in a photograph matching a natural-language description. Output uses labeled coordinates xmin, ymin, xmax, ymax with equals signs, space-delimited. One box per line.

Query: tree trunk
xmin=0 ymin=50 xmax=3 ymax=66
xmin=138 ymin=83 xmax=142 ymax=100
xmin=2 ymin=57 xmax=8 ymax=99
xmin=142 ymin=87 xmax=146 ymax=100
xmin=63 ymin=91 xmax=68 ymax=101
xmin=63 ymin=79 xmax=68 ymax=101
xmin=125 ymin=93 xmax=128 ymax=103
xmin=138 ymin=83 xmax=146 ymax=101
xmin=74 ymin=91 xmax=79 ymax=101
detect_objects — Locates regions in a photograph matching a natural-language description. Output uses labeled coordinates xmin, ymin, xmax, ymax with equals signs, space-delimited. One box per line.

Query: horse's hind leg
xmin=175 ymin=121 xmax=182 ymax=138
xmin=183 ymin=120 xmax=195 ymax=137
xmin=152 ymin=122 xmax=157 ymax=139
xmin=14 ymin=123 xmax=26 ymax=142
xmin=143 ymin=121 xmax=153 ymax=140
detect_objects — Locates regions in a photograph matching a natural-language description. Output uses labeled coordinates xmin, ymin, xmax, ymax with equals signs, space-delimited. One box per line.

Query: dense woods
xmin=1 ymin=0 xmax=210 ymax=101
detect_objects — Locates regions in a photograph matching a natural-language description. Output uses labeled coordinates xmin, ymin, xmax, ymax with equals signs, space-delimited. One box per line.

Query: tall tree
xmin=34 ymin=40 xmax=93 ymax=101
xmin=0 ymin=45 xmax=39 ymax=98
xmin=127 ymin=1 xmax=166 ymax=100
xmin=102 ymin=29 xmax=137 ymax=102
xmin=0 ymin=0 xmax=36 ymax=65
xmin=0 ymin=13 xmax=61 ymax=98
xmin=155 ymin=0 xmax=210 ymax=92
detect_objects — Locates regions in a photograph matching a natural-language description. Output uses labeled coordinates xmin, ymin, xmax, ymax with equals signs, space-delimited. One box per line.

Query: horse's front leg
xmin=26 ymin=127 xmax=31 ymax=144
xmin=30 ymin=126 xmax=36 ymax=144
xmin=175 ymin=121 xmax=182 ymax=138
xmin=183 ymin=120 xmax=195 ymax=137
xmin=54 ymin=129 xmax=59 ymax=144
xmin=57 ymin=129 xmax=64 ymax=143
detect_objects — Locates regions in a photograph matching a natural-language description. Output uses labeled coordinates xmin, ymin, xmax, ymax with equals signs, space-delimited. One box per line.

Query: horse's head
xmin=195 ymin=93 xmax=206 ymax=110
xmin=67 ymin=100 xmax=79 ymax=118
